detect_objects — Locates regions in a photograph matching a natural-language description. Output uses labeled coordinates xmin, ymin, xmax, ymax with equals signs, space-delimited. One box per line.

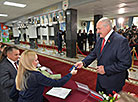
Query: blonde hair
xmin=16 ymin=50 xmax=38 ymax=91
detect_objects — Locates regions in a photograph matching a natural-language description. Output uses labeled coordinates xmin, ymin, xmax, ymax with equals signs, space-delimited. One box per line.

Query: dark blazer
xmin=15 ymin=70 xmax=72 ymax=102
xmin=82 ymin=31 xmax=132 ymax=89
xmin=0 ymin=58 xmax=17 ymax=102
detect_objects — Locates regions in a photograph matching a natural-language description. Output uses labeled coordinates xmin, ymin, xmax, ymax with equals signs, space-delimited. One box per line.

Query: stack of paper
xmin=41 ymin=70 xmax=61 ymax=79
xmin=46 ymin=87 xmax=71 ymax=99
xmin=75 ymin=81 xmax=104 ymax=101
xmin=75 ymin=81 xmax=90 ymax=93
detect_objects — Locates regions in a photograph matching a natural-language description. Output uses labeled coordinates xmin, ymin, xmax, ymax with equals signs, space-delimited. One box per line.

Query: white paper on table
xmin=40 ymin=66 xmax=53 ymax=74
xmin=75 ymin=81 xmax=90 ymax=92
xmin=46 ymin=87 xmax=71 ymax=99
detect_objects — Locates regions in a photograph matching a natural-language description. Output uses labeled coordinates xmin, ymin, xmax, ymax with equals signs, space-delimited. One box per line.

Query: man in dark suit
xmin=57 ymin=30 xmax=63 ymax=53
xmin=75 ymin=17 xmax=132 ymax=95
xmin=0 ymin=46 xmax=20 ymax=102
xmin=77 ymin=29 xmax=83 ymax=51
xmin=82 ymin=29 xmax=87 ymax=51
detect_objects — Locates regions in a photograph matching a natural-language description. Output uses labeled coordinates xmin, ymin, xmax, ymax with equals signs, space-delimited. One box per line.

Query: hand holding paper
xmin=69 ymin=65 xmax=78 ymax=71
xmin=74 ymin=61 xmax=83 ymax=69
xmin=70 ymin=66 xmax=78 ymax=75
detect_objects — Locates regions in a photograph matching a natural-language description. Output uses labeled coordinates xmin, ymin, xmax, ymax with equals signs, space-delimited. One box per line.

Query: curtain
xmin=128 ymin=16 xmax=133 ymax=28
xmin=86 ymin=21 xmax=90 ymax=33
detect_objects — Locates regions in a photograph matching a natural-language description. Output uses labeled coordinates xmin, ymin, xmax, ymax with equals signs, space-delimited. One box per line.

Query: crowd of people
xmin=77 ymin=24 xmax=138 ymax=54
xmin=115 ymin=25 xmax=138 ymax=54
xmin=77 ymin=29 xmax=95 ymax=51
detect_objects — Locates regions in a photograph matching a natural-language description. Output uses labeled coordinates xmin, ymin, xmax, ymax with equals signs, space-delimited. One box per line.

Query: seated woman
xmin=10 ymin=50 xmax=77 ymax=102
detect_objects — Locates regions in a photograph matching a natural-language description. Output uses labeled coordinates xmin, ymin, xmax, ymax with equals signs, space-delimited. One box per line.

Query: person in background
xmin=130 ymin=34 xmax=138 ymax=54
xmin=75 ymin=17 xmax=132 ymax=95
xmin=88 ymin=30 xmax=94 ymax=51
xmin=57 ymin=30 xmax=63 ymax=53
xmin=113 ymin=26 xmax=117 ymax=32
xmin=77 ymin=29 xmax=83 ymax=51
xmin=23 ymin=33 xmax=27 ymax=42
xmin=63 ymin=30 xmax=66 ymax=44
xmin=0 ymin=46 xmax=20 ymax=102
xmin=11 ymin=50 xmax=77 ymax=102
xmin=82 ymin=29 xmax=87 ymax=51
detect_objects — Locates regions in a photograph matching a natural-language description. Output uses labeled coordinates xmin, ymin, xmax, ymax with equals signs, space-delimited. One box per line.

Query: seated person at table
xmin=10 ymin=50 xmax=77 ymax=102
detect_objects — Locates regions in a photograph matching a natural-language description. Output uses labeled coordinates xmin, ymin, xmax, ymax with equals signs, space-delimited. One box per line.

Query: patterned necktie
xmin=100 ymin=38 xmax=105 ymax=53
xmin=14 ymin=62 xmax=18 ymax=70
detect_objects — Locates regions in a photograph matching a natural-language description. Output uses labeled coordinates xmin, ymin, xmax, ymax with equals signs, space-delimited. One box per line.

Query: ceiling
xmin=75 ymin=0 xmax=138 ymax=20
xmin=1 ymin=0 xmax=138 ymax=24
xmin=0 ymin=0 xmax=63 ymax=23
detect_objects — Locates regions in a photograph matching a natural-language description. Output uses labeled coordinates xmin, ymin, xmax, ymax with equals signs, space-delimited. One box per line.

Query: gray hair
xmin=98 ymin=17 xmax=112 ymax=29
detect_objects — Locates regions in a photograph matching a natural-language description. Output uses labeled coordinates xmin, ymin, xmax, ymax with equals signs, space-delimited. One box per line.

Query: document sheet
xmin=46 ymin=87 xmax=71 ymax=99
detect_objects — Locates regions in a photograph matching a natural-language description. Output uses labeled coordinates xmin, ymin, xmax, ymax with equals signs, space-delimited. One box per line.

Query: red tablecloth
xmin=43 ymin=80 xmax=98 ymax=102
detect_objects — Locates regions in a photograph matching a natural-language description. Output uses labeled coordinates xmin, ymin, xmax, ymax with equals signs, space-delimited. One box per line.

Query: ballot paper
xmin=46 ymin=87 xmax=71 ymax=99
xmin=41 ymin=70 xmax=61 ymax=79
xmin=75 ymin=81 xmax=90 ymax=93
xmin=69 ymin=65 xmax=77 ymax=71
xmin=40 ymin=66 xmax=53 ymax=74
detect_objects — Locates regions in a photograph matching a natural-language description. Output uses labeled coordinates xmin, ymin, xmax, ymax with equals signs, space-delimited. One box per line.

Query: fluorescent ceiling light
xmin=0 ymin=14 xmax=8 ymax=17
xmin=119 ymin=3 xmax=127 ymax=8
xmin=3 ymin=1 xmax=26 ymax=8
xmin=118 ymin=8 xmax=125 ymax=14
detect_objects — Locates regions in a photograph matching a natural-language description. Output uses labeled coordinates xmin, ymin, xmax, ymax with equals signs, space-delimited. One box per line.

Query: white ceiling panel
xmin=1 ymin=0 xmax=138 ymax=23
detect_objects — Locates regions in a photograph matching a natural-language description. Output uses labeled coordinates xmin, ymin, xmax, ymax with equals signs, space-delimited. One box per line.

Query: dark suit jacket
xmin=0 ymin=58 xmax=17 ymax=98
xmin=82 ymin=31 xmax=132 ymax=89
xmin=14 ymin=70 xmax=72 ymax=102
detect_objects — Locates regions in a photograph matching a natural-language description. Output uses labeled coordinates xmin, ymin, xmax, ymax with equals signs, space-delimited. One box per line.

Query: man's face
xmin=96 ymin=21 xmax=110 ymax=38
xmin=7 ymin=49 xmax=20 ymax=61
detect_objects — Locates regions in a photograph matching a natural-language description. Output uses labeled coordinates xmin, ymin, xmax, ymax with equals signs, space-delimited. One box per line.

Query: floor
xmin=5 ymin=41 xmax=138 ymax=86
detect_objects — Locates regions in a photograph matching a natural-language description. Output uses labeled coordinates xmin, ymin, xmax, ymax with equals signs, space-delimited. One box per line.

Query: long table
xmin=43 ymin=80 xmax=98 ymax=102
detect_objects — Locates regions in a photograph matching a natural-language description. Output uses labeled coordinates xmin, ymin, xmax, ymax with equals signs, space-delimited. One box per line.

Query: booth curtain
xmin=86 ymin=21 xmax=90 ymax=33
xmin=128 ymin=16 xmax=133 ymax=28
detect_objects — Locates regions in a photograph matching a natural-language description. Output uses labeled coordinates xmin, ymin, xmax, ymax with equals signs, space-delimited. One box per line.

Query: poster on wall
xmin=48 ymin=13 xmax=53 ymax=23
xmin=44 ymin=15 xmax=49 ymax=25
xmin=28 ymin=25 xmax=37 ymax=38
xmin=52 ymin=12 xmax=58 ymax=24
xmin=58 ymin=11 xmax=64 ymax=23
xmin=40 ymin=16 xmax=44 ymax=25
xmin=0 ymin=24 xmax=9 ymax=42
xmin=34 ymin=17 xmax=37 ymax=24
xmin=13 ymin=27 xmax=19 ymax=37
xmin=49 ymin=27 xmax=54 ymax=36
xmin=60 ymin=22 xmax=66 ymax=31
xmin=42 ymin=27 xmax=49 ymax=36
